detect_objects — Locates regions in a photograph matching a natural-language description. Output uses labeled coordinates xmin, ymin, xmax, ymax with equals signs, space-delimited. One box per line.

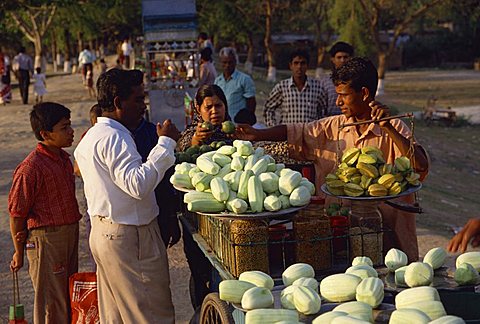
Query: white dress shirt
xmin=74 ymin=117 xmax=176 ymax=225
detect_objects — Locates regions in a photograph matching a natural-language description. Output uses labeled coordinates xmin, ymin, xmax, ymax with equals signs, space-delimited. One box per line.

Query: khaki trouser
xmin=90 ymin=217 xmax=175 ymax=324
xmin=26 ymin=222 xmax=79 ymax=324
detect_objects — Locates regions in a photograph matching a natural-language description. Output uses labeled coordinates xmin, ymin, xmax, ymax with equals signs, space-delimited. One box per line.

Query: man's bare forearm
xmin=10 ymin=217 xmax=27 ymax=254
xmin=256 ymin=125 xmax=288 ymax=141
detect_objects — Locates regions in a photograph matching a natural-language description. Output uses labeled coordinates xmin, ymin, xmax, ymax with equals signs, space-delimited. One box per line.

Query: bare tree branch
xmin=9 ymin=12 xmax=35 ymax=43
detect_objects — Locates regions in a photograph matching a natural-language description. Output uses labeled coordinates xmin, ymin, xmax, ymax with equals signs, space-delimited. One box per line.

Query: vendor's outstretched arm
xmin=235 ymin=124 xmax=287 ymax=142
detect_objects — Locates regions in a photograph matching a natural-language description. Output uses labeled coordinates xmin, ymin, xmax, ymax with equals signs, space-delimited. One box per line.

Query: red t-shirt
xmin=8 ymin=143 xmax=82 ymax=229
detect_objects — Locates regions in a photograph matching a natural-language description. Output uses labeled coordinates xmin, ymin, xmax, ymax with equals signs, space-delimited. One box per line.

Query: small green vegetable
xmin=201 ymin=121 xmax=214 ymax=131
xmin=222 ymin=121 xmax=236 ymax=134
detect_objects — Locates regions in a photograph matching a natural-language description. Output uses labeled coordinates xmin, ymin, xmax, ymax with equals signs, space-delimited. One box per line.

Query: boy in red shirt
xmin=9 ymin=102 xmax=82 ymax=323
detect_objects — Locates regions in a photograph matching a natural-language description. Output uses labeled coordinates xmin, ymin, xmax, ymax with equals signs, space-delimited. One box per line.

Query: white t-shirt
xmin=121 ymin=41 xmax=133 ymax=56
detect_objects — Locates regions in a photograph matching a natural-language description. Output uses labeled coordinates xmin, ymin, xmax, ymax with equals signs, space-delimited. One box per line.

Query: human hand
xmin=447 ymin=218 xmax=480 ymax=253
xmin=10 ymin=251 xmax=24 ymax=272
xmin=193 ymin=122 xmax=214 ymax=144
xmin=369 ymin=101 xmax=391 ymax=127
xmin=15 ymin=230 xmax=27 ymax=243
xmin=166 ymin=217 xmax=181 ymax=248
xmin=157 ymin=119 xmax=181 ymax=141
xmin=234 ymin=123 xmax=259 ymax=141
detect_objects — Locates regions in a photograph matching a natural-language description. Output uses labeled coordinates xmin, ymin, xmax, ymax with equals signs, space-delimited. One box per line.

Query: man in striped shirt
xmin=264 ymin=50 xmax=325 ymax=126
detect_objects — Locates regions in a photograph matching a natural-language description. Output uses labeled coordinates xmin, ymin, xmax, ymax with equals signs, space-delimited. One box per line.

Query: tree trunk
xmin=51 ymin=31 xmax=58 ymax=73
xmin=315 ymin=46 xmax=327 ymax=79
xmin=64 ymin=28 xmax=72 ymax=73
xmin=376 ymin=51 xmax=387 ymax=96
xmin=244 ymin=32 xmax=254 ymax=75
xmin=33 ymin=36 xmax=44 ymax=71
xmin=264 ymin=0 xmax=276 ymax=82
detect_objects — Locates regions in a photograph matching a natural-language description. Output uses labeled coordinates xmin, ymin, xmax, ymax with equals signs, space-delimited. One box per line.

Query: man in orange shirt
xmin=236 ymin=57 xmax=429 ymax=261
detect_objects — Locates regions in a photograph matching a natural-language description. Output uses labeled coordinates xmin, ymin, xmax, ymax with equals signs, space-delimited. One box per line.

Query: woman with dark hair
xmin=178 ymin=84 xmax=231 ymax=151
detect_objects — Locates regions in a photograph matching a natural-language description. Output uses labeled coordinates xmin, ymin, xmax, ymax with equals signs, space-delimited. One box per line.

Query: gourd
xmin=333 ymin=301 xmax=373 ymax=322
xmin=454 ymin=263 xmax=479 ymax=285
xmin=226 ymin=198 xmax=248 ymax=214
xmin=251 ymin=157 xmax=269 ymax=176
xmin=233 ymin=140 xmax=253 ymax=156
xmin=331 ymin=316 xmax=370 ymax=324
xmin=217 ymin=145 xmax=236 ymax=155
xmin=429 ymin=315 xmax=467 ymax=324
xmin=231 ymin=156 xmax=245 ymax=171
xmin=217 ymin=163 xmax=232 ymax=178
xmin=210 ymin=177 xmax=229 ymax=202
xmin=241 ymin=287 xmax=274 ymax=310
xmin=401 ymin=301 xmax=446 ymax=321
xmin=320 ymin=274 xmax=362 ymax=302
xmin=264 ymin=195 xmax=281 ymax=211
xmin=245 ymin=309 xmax=298 ymax=324
xmin=404 ymin=262 xmax=433 ymax=287
xmin=192 ymin=172 xmax=213 ymax=191
xmin=389 ymin=309 xmax=430 ymax=324
xmin=312 ymin=311 xmax=348 ymax=324
xmin=300 ymin=178 xmax=316 ymax=195
xmin=345 ymin=265 xmax=378 ymax=280
xmin=289 ymin=186 xmax=312 ymax=206
xmin=394 ymin=266 xmax=408 ymax=287
xmin=244 ymin=155 xmax=258 ymax=171
xmin=282 ymin=263 xmax=315 ymax=286
xmin=237 ymin=170 xmax=253 ymax=200
xmin=196 ymin=156 xmax=220 ymax=175
xmin=183 ymin=191 xmax=214 ymax=204
xmin=456 ymin=251 xmax=480 ymax=272
xmin=293 ymin=285 xmax=321 ymax=315
xmin=212 ymin=152 xmax=232 ymax=167
xmin=279 ymin=195 xmax=291 ymax=209
xmin=169 ymin=173 xmax=193 ymax=189
xmin=280 ymin=285 xmax=296 ymax=310
xmin=355 ymin=277 xmax=384 ymax=308
xmin=384 ymin=248 xmax=408 ymax=271
xmin=248 ymin=176 xmax=264 ymax=213
xmin=219 ymin=280 xmax=255 ymax=303
xmin=352 ymin=256 xmax=373 ymax=267
xmin=258 ymin=172 xmax=279 ymax=194
xmin=187 ymin=199 xmax=225 ymax=213
xmin=238 ymin=271 xmax=274 ymax=290
xmin=292 ymin=277 xmax=319 ymax=292
xmin=423 ymin=247 xmax=447 ymax=270
xmin=279 ymin=171 xmax=302 ymax=195
xmin=395 ymin=286 xmax=440 ymax=308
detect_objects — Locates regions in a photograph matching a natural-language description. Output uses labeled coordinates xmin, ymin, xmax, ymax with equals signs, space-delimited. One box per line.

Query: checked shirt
xmin=264 ymin=76 xmax=325 ymax=126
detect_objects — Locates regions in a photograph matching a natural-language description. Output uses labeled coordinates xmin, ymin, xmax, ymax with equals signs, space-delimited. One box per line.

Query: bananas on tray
xmin=325 ymin=147 xmax=421 ymax=197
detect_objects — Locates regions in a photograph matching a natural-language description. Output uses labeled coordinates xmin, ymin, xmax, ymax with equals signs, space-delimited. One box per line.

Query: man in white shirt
xmin=78 ymin=45 xmax=96 ymax=85
xmin=74 ymin=69 xmax=180 ymax=323
xmin=121 ymin=38 xmax=133 ymax=69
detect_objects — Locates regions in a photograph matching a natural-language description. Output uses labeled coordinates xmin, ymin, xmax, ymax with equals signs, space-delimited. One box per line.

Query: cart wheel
xmin=199 ymin=293 xmax=234 ymax=324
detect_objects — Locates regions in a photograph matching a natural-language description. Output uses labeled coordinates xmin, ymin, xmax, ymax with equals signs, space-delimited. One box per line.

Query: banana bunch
xmin=325 ymin=146 xmax=421 ymax=198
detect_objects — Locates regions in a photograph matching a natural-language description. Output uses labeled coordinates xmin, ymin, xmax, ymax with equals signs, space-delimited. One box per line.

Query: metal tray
xmin=173 ymin=184 xmax=194 ymax=193
xmin=321 ymin=183 xmax=422 ymax=201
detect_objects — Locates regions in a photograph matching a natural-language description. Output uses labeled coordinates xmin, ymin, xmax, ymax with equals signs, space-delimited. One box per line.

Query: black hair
xmin=195 ymin=84 xmax=228 ymax=111
xmin=35 ymin=67 xmax=41 ymax=74
xmin=97 ymin=69 xmax=143 ymax=113
xmin=198 ymin=32 xmax=208 ymax=40
xmin=200 ymin=47 xmax=213 ymax=62
xmin=100 ymin=58 xmax=105 ymax=63
xmin=89 ymin=104 xmax=102 ymax=120
xmin=289 ymin=49 xmax=310 ymax=64
xmin=19 ymin=46 xmax=26 ymax=53
xmin=84 ymin=45 xmax=90 ymax=51
xmin=234 ymin=108 xmax=256 ymax=126
xmin=331 ymin=57 xmax=378 ymax=96
xmin=329 ymin=41 xmax=354 ymax=57
xmin=30 ymin=102 xmax=71 ymax=141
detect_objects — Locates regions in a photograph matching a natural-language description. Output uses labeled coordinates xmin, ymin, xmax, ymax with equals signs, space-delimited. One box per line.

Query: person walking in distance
xmin=32 ymin=67 xmax=47 ymax=103
xmin=74 ymin=69 xmax=180 ymax=323
xmin=121 ymin=38 xmax=133 ymax=69
xmin=12 ymin=46 xmax=33 ymax=104
xmin=9 ymin=102 xmax=81 ymax=323
xmin=78 ymin=45 xmax=96 ymax=86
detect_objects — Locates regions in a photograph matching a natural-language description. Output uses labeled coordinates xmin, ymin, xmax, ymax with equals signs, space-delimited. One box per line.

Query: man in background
xmin=214 ymin=46 xmax=256 ymax=120
xmin=264 ymin=50 xmax=325 ymax=126
xmin=78 ymin=45 xmax=96 ymax=86
xmin=319 ymin=41 xmax=354 ymax=116
xmin=13 ymin=46 xmax=33 ymax=104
